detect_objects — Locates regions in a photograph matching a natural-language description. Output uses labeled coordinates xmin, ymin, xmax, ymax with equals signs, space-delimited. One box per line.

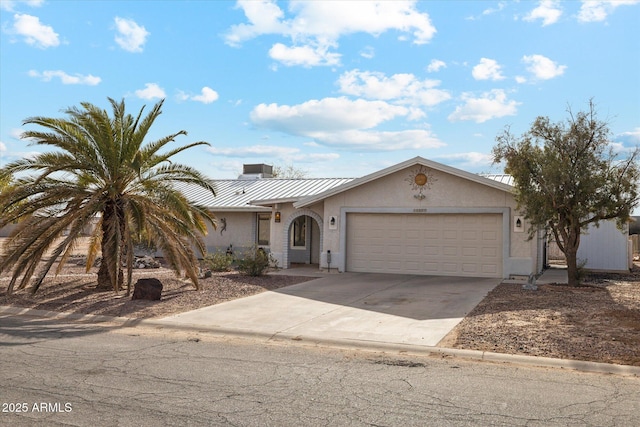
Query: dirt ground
xmin=0 ymin=260 xmax=313 ymax=319
xmin=439 ymin=268 xmax=640 ymax=366
xmin=1 ymin=258 xmax=639 ymax=366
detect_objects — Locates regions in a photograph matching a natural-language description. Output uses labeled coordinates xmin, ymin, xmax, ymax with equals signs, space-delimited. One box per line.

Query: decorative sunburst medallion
xmin=405 ymin=166 xmax=436 ymax=200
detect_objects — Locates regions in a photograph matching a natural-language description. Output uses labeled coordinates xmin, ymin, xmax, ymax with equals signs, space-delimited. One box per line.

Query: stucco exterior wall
xmin=204 ymin=211 xmax=257 ymax=254
xmin=269 ymin=203 xmax=324 ymax=268
xmin=319 ymin=167 xmax=538 ymax=277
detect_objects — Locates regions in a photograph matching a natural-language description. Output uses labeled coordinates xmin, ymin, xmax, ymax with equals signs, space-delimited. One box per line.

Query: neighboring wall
xmin=577 ymin=220 xmax=630 ymax=272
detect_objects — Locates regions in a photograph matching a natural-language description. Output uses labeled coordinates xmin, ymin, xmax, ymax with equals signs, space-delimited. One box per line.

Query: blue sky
xmin=1 ymin=0 xmax=639 ymax=179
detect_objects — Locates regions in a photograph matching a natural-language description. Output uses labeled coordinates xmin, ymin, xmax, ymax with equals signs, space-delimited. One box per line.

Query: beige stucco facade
xmin=204 ymin=158 xmax=543 ymax=278
xmin=309 ymin=165 xmax=538 ymax=278
xmin=203 ymin=211 xmax=262 ymax=255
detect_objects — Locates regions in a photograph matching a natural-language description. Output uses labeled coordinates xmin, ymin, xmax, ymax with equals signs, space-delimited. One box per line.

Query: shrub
xmin=202 ymin=251 xmax=234 ymax=272
xmin=236 ymin=246 xmax=276 ymax=276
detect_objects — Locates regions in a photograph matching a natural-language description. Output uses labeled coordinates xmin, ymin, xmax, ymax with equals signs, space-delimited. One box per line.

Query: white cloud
xmin=28 ymin=69 xmax=101 ymax=85
xmin=207 ymin=144 xmax=340 ymax=163
xmin=134 ymin=83 xmax=165 ymax=100
xmin=269 ymin=43 xmax=340 ymax=67
xmin=224 ymin=0 xmax=288 ymax=47
xmin=434 ymin=152 xmax=493 ymax=169
xmin=250 ymin=96 xmax=445 ymax=151
xmin=0 ymin=141 xmax=7 ymax=152
xmin=360 ymin=46 xmax=375 ymax=59
xmin=578 ymin=0 xmax=640 ymax=23
xmin=114 ymin=17 xmax=149 ymax=53
xmin=191 ymin=87 xmax=219 ymax=104
xmin=1 ymin=0 xmax=44 ymax=11
xmin=10 ymin=13 xmax=59 ymax=48
xmin=308 ymin=129 xmax=445 ymax=151
xmin=522 ymin=54 xmax=566 ymax=80
xmin=207 ymin=144 xmax=299 ymax=157
xmin=619 ymin=127 xmax=640 ymax=143
xmin=426 ymin=59 xmax=446 ymax=73
xmin=226 ymin=0 xmax=436 ymax=67
xmin=251 ymin=97 xmax=408 ymax=133
xmin=448 ymin=89 xmax=520 ymax=123
xmin=337 ymin=69 xmax=451 ymax=107
xmin=523 ymin=1 xmax=563 ymax=26
xmin=466 ymin=2 xmax=507 ymax=20
xmin=291 ymin=152 xmax=340 ymax=162
xmin=9 ymin=128 xmax=23 ymax=139
xmin=228 ymin=0 xmax=436 ymax=44
xmin=472 ymin=58 xmax=505 ymax=81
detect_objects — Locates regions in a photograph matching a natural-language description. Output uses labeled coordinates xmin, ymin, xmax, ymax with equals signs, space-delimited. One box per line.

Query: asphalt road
xmin=1 ymin=315 xmax=638 ymax=426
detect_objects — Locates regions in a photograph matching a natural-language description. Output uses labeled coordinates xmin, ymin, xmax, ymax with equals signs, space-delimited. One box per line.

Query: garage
xmin=346 ymin=213 xmax=503 ymax=277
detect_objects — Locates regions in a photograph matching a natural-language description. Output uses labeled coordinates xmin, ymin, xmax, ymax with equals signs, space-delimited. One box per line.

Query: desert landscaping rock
xmin=133 ymin=256 xmax=161 ymax=269
xmin=132 ymin=278 xmax=163 ymax=300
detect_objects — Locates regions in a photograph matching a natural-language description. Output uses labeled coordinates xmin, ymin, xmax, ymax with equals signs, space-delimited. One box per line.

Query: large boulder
xmin=132 ymin=278 xmax=163 ymax=300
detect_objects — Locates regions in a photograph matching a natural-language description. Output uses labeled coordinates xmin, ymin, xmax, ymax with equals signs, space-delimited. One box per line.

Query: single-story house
xmin=181 ymin=157 xmax=549 ymax=278
xmin=184 ymin=156 xmax=631 ymax=276
xmin=2 ymin=156 xmax=630 ymax=275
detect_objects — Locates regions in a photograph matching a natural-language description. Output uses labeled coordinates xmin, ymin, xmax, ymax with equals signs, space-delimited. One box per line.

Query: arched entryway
xmin=282 ymin=209 xmax=323 ymax=269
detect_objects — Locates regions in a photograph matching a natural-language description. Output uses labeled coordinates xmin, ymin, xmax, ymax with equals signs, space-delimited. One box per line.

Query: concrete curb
xmin=2 ymin=305 xmax=639 ymax=377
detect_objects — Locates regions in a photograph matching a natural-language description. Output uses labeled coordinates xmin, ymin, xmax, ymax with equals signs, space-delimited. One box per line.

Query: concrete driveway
xmin=160 ymin=273 xmax=499 ymax=347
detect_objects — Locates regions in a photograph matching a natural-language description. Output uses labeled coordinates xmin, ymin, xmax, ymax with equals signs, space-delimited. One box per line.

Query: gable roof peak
xmin=294 ymin=156 xmax=513 ymax=208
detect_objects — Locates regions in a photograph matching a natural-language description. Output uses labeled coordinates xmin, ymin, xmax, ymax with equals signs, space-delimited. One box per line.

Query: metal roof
xmin=480 ymin=174 xmax=515 ymax=186
xmin=174 ymin=162 xmax=514 ymax=211
xmin=175 ymin=177 xmax=355 ymax=211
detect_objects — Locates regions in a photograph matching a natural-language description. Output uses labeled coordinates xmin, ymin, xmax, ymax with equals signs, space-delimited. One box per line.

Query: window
xmin=257 ymin=213 xmax=271 ymax=245
xmin=292 ymin=216 xmax=306 ymax=248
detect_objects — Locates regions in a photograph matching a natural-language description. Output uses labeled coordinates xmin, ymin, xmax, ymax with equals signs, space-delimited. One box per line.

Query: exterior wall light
xmin=275 ymin=212 xmax=281 ymax=223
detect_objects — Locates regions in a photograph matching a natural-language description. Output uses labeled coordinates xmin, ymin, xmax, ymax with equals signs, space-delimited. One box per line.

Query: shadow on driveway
xmin=161 ymin=273 xmax=499 ymax=347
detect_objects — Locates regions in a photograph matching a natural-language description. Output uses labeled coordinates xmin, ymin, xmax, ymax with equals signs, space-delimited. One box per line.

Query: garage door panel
xmin=462 ymin=230 xmax=477 ymax=240
xmin=462 ymin=247 xmax=477 ymax=256
xmin=347 ymin=213 xmax=502 ymax=278
xmin=423 ymin=230 xmax=439 ymax=239
xmin=406 ymin=245 xmax=420 ymax=255
xmin=462 ymin=263 xmax=478 ymax=273
xmin=482 ymin=264 xmax=498 ymax=274
xmin=443 ymin=230 xmax=457 ymax=239
xmin=482 ymin=247 xmax=497 ymax=257
xmin=482 ymin=231 xmax=498 ymax=240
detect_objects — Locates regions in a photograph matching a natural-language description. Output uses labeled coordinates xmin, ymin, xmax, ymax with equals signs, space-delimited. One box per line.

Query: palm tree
xmin=0 ymin=98 xmax=216 ymax=294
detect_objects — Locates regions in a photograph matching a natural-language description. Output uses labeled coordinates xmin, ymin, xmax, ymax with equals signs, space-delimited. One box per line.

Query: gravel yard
xmin=1 ymin=257 xmax=639 ymax=366
xmin=440 ymin=269 xmax=640 ymax=366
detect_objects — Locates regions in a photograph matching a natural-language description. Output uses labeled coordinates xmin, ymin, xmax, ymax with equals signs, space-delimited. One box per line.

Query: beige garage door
xmin=346 ymin=213 xmax=502 ymax=277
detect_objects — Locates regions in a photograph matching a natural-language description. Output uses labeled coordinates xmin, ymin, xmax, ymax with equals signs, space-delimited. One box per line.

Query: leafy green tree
xmin=493 ymin=100 xmax=640 ymax=286
xmin=0 ymin=98 xmax=216 ymax=294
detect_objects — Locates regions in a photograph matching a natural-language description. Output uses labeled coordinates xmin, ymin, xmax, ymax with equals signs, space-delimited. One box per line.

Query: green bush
xmin=202 ymin=251 xmax=234 ymax=272
xmin=236 ymin=246 xmax=276 ymax=276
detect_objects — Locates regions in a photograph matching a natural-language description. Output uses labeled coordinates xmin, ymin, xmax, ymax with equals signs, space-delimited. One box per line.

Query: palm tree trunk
xmin=96 ymin=201 xmax=124 ymax=291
